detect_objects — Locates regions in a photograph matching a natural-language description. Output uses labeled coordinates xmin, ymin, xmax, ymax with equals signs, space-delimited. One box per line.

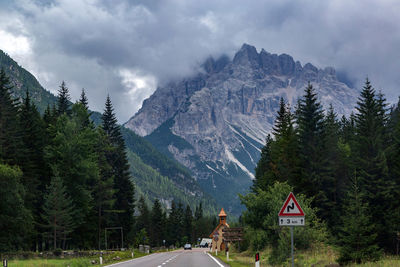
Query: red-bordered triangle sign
xmin=278 ymin=192 xmax=304 ymax=216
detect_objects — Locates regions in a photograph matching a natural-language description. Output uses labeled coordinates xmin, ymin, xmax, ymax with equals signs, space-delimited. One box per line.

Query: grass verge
xmin=212 ymin=245 xmax=400 ymax=267
xmin=7 ymin=249 xmax=148 ymax=267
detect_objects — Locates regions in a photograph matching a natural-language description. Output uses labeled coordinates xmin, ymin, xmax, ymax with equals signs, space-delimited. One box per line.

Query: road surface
xmin=105 ymin=248 xmax=229 ymax=267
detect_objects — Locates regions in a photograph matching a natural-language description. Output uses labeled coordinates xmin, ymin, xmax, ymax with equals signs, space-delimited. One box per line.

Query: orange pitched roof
xmin=219 ymin=208 xmax=227 ymax=217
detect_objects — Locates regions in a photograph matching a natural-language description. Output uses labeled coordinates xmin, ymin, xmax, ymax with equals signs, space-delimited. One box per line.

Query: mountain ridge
xmin=125 ymin=43 xmax=359 ymax=213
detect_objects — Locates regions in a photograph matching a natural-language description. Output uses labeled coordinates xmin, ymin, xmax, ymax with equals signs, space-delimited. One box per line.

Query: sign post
xmin=278 ymin=192 xmax=305 ymax=267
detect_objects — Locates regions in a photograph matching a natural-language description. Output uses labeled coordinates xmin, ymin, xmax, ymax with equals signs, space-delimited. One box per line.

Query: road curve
xmin=105 ymin=248 xmax=229 ymax=267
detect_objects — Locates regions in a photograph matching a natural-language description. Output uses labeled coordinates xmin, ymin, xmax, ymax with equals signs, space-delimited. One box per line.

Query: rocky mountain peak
xmin=203 ymin=55 xmax=231 ymax=74
xmin=233 ymin=43 xmax=260 ymax=67
xmin=125 ymin=43 xmax=358 ymax=212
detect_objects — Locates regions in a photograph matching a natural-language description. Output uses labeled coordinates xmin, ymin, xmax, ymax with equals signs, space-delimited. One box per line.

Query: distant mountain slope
xmin=0 ymin=50 xmax=57 ymax=113
xmin=0 ymin=49 xmax=218 ymax=214
xmin=125 ymin=43 xmax=359 ymax=214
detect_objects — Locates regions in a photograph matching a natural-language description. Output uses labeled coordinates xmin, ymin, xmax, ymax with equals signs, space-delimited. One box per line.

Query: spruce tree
xmin=79 ymin=88 xmax=89 ymax=109
xmin=136 ymin=196 xmax=150 ymax=236
xmin=184 ymin=205 xmax=193 ymax=243
xmin=354 ymin=79 xmax=395 ymax=250
xmin=79 ymin=89 xmax=92 ymax=127
xmin=150 ymin=199 xmax=163 ymax=246
xmin=319 ymin=105 xmax=341 ymax=227
xmin=101 ymin=95 xmax=135 ymax=237
xmin=41 ymin=173 xmax=75 ymax=250
xmin=57 ymin=81 xmax=71 ymax=116
xmin=93 ymin=129 xmax=116 ymax=249
xmin=0 ymin=164 xmax=32 ymax=252
xmin=18 ymin=91 xmax=47 ymax=247
xmin=338 ymin=176 xmax=381 ymax=264
xmin=45 ymin=105 xmax=99 ymax=247
xmin=0 ymin=69 xmax=22 ymax=165
xmin=253 ymin=134 xmax=274 ymax=192
xmin=295 ymin=82 xmax=325 ymax=206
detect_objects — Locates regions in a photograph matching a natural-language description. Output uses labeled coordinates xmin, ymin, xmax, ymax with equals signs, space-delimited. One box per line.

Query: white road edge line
xmin=207 ymin=253 xmax=225 ymax=267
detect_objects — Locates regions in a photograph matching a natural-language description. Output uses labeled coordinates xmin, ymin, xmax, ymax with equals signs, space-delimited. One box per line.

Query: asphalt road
xmin=105 ymin=248 xmax=229 ymax=267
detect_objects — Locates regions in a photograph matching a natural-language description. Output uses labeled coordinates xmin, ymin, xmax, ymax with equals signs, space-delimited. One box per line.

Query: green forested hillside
xmin=0 ymin=49 xmax=218 ymax=215
xmin=0 ymin=50 xmax=57 ymax=113
xmin=127 ymin=150 xmax=217 ymax=216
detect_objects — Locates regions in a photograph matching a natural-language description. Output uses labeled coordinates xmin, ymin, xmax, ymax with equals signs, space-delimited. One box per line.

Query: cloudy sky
xmin=1 ymin=0 xmax=399 ymax=122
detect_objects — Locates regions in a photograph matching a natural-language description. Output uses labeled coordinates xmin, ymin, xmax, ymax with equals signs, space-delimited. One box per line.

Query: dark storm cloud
xmin=1 ymin=0 xmax=400 ymax=122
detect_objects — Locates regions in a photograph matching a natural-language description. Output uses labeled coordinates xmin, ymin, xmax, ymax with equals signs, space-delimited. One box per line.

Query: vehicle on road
xmin=184 ymin=243 xmax=192 ymax=250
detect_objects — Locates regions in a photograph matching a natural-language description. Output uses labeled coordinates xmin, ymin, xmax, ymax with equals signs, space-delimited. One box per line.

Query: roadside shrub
xmin=240 ymin=182 xmax=327 ymax=265
xmin=53 ymin=248 xmax=63 ymax=256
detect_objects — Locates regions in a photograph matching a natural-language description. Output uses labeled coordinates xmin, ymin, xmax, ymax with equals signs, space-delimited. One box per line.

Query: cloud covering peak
xmin=1 ymin=0 xmax=399 ymax=122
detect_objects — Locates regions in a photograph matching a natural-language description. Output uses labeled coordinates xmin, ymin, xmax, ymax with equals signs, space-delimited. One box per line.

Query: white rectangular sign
xmin=279 ymin=216 xmax=305 ymax=226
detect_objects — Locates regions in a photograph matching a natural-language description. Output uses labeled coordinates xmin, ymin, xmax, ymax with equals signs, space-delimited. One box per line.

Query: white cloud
xmin=1 ymin=0 xmax=400 ymax=122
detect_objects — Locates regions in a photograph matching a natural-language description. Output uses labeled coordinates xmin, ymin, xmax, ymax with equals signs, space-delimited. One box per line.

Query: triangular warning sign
xmin=278 ymin=192 xmax=304 ymax=216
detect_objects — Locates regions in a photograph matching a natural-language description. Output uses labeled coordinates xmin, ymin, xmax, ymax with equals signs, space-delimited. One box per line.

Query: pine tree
xmin=184 ymin=205 xmax=193 ymax=243
xmin=167 ymin=201 xmax=179 ymax=245
xmin=79 ymin=89 xmax=92 ymax=127
xmin=79 ymin=88 xmax=89 ymax=109
xmin=194 ymin=203 xmax=203 ymax=220
xmin=57 ymin=81 xmax=71 ymax=116
xmin=18 ymin=91 xmax=47 ymax=247
xmin=354 ymin=79 xmax=395 ymax=250
xmin=319 ymin=105 xmax=341 ymax=227
xmin=295 ymin=82 xmax=325 ymax=205
xmin=93 ymin=129 xmax=116 ymax=249
xmin=0 ymin=164 xmax=32 ymax=252
xmin=101 ymin=95 xmax=135 ymax=237
xmin=45 ymin=106 xmax=99 ymax=248
xmin=338 ymin=176 xmax=381 ymax=264
xmin=41 ymin=173 xmax=75 ymax=250
xmin=253 ymin=134 xmax=274 ymax=192
xmin=150 ymin=199 xmax=163 ymax=246
xmin=136 ymin=196 xmax=150 ymax=236
xmin=0 ymin=69 xmax=22 ymax=165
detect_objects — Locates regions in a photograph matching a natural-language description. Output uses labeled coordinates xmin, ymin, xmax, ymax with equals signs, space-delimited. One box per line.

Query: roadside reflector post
xmin=255 ymin=252 xmax=260 ymax=267
xmin=3 ymin=259 xmax=7 ymax=267
xmin=226 ymin=243 xmax=229 ymax=261
xmin=99 ymin=251 xmax=103 ymax=265
xmin=131 ymin=249 xmax=134 ymax=258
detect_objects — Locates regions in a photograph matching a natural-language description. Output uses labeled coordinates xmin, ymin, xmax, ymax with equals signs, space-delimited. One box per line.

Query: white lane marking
xmin=207 ymin=253 xmax=225 ymax=267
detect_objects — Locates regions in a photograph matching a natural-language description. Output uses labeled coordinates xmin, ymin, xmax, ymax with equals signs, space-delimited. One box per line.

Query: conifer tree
xmin=317 ymin=105 xmax=341 ymax=226
xmin=253 ymin=134 xmax=273 ymax=192
xmin=45 ymin=106 xmax=99 ymax=247
xmin=136 ymin=196 xmax=150 ymax=236
xmin=93 ymin=129 xmax=116 ymax=249
xmin=184 ymin=205 xmax=193 ymax=243
xmin=295 ymin=82 xmax=325 ymax=205
xmin=195 ymin=203 xmax=203 ymax=220
xmin=57 ymin=81 xmax=71 ymax=116
xmin=101 ymin=95 xmax=135 ymax=237
xmin=0 ymin=164 xmax=32 ymax=252
xmin=167 ymin=201 xmax=179 ymax=245
xmin=79 ymin=88 xmax=89 ymax=109
xmin=354 ymin=79 xmax=395 ymax=250
xmin=338 ymin=176 xmax=381 ymax=264
xmin=79 ymin=89 xmax=92 ymax=127
xmin=0 ymin=69 xmax=22 ymax=165
xmin=150 ymin=199 xmax=163 ymax=246
xmin=41 ymin=173 xmax=75 ymax=250
xmin=18 ymin=91 xmax=47 ymax=246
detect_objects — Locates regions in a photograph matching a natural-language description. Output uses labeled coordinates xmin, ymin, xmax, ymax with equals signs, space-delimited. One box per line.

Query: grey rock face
xmin=124 ymin=44 xmax=358 ymax=213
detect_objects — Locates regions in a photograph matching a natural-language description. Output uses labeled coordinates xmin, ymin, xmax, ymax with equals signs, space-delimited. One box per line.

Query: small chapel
xmin=209 ymin=208 xmax=229 ymax=252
